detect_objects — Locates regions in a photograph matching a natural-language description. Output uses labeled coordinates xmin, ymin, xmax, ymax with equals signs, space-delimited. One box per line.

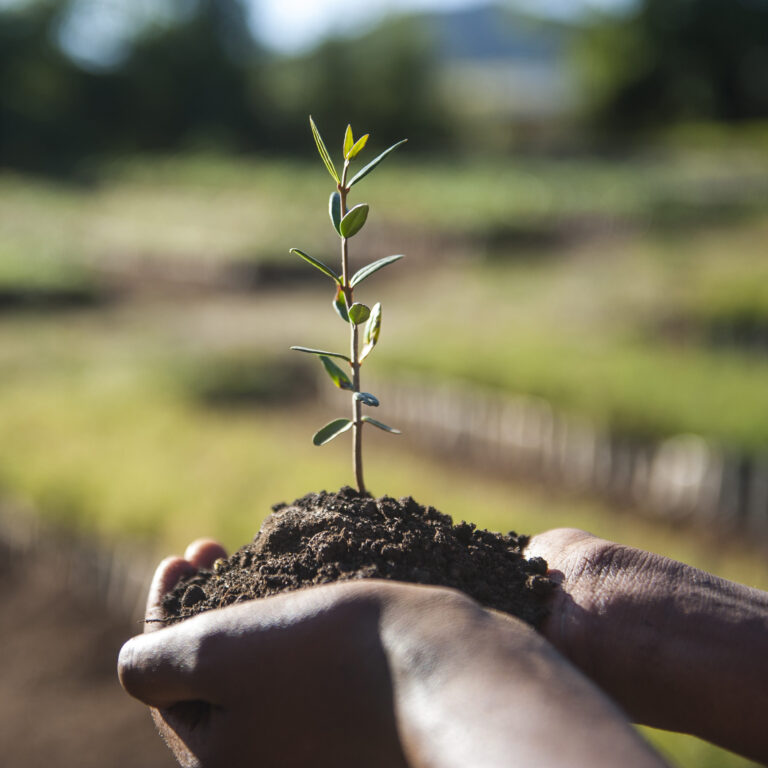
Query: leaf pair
xmin=344 ymin=125 xmax=369 ymax=160
xmin=329 ymin=193 xmax=369 ymax=239
xmin=310 ymin=115 xmax=406 ymax=189
xmin=313 ymin=415 xmax=400 ymax=446
xmin=291 ymin=247 xmax=401 ymax=289
xmin=331 ymin=289 xmax=369 ymax=326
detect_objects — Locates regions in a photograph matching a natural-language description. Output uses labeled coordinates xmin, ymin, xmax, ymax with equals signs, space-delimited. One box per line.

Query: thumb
xmin=118 ymin=623 xmax=215 ymax=708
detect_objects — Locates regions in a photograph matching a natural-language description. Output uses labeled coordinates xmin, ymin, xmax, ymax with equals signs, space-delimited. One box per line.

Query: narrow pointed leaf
xmin=290 ymin=346 xmax=350 ymax=363
xmin=328 ymin=191 xmax=342 ymax=235
xmin=360 ymin=342 xmax=375 ymax=363
xmin=339 ymin=203 xmax=369 ymax=238
xmin=290 ymin=248 xmax=340 ymax=284
xmin=309 ymin=116 xmax=340 ymax=184
xmin=354 ymin=392 xmax=380 ymax=407
xmin=348 ymin=139 xmax=407 ymax=188
xmin=313 ymin=418 xmax=352 ymax=446
xmin=319 ymin=355 xmax=353 ymax=390
xmin=350 ymin=254 xmax=404 ymax=287
xmin=364 ymin=302 xmax=382 ymax=346
xmin=343 ymin=124 xmax=354 ymax=157
xmin=363 ymin=415 xmax=401 ymax=434
xmin=360 ymin=302 xmax=382 ymax=362
xmin=333 ymin=285 xmax=349 ymax=323
xmin=348 ymin=302 xmax=371 ymax=325
xmin=347 ymin=133 xmax=369 ymax=159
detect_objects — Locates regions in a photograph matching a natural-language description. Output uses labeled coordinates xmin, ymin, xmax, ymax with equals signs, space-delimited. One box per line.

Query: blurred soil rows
xmin=367 ymin=376 xmax=768 ymax=541
xmin=0 ymin=504 xmax=173 ymax=768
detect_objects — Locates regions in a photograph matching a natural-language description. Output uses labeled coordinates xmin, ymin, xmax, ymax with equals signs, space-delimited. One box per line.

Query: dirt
xmin=0 ymin=534 xmax=174 ymax=768
xmin=164 ymin=487 xmax=554 ymax=627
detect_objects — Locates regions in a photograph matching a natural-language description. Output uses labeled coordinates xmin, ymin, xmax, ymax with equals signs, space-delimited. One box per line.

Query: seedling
xmin=290 ymin=117 xmax=407 ymax=495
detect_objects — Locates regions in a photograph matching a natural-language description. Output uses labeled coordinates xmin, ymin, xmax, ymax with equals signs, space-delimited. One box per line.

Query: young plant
xmin=290 ymin=117 xmax=406 ymax=495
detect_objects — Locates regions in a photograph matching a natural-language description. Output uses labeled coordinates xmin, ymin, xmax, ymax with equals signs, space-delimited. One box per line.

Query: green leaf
xmin=333 ymin=285 xmax=349 ymax=323
xmin=348 ymin=139 xmax=407 ymax=188
xmin=329 ymin=191 xmax=342 ymax=235
xmin=360 ymin=302 xmax=381 ymax=362
xmin=290 ymin=346 xmax=350 ymax=362
xmin=363 ymin=415 xmax=401 ymax=434
xmin=347 ymin=133 xmax=369 ymax=160
xmin=343 ymin=124 xmax=354 ymax=157
xmin=348 ymin=302 xmax=371 ymax=325
xmin=350 ymin=254 xmax=404 ymax=288
xmin=339 ymin=203 xmax=369 ymax=238
xmin=309 ymin=116 xmax=340 ymax=184
xmin=290 ymin=248 xmax=340 ymax=284
xmin=319 ymin=355 xmax=353 ymax=390
xmin=354 ymin=392 xmax=380 ymax=407
xmin=313 ymin=418 xmax=352 ymax=446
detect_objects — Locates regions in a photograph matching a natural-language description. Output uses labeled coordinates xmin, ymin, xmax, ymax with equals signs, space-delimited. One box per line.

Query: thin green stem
xmin=339 ymin=162 xmax=365 ymax=495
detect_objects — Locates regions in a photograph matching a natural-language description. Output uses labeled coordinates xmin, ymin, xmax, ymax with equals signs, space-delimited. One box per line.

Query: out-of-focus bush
xmin=260 ymin=15 xmax=449 ymax=154
xmin=577 ymin=0 xmax=768 ymax=134
xmin=0 ymin=0 xmax=448 ymax=172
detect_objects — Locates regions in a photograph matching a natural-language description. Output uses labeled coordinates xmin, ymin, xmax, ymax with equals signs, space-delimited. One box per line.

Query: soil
xmin=164 ymin=487 xmax=554 ymax=627
xmin=0 ymin=533 xmax=174 ymax=768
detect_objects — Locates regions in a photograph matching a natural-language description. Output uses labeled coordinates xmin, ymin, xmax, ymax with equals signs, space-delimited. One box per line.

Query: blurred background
xmin=1 ymin=0 xmax=768 ymax=765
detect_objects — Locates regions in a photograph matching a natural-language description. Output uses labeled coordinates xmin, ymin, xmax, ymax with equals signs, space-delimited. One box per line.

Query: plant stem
xmin=339 ymin=163 xmax=366 ymax=495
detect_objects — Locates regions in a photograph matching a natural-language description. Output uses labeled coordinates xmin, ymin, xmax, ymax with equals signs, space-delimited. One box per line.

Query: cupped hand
xmin=119 ymin=539 xmax=666 ymax=768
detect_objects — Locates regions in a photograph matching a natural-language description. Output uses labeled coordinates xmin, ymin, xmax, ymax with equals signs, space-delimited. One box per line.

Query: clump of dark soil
xmin=164 ymin=487 xmax=554 ymax=627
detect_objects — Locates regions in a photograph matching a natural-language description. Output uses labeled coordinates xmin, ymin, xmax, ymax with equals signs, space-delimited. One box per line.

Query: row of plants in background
xmin=289 ymin=118 xmax=407 ymax=494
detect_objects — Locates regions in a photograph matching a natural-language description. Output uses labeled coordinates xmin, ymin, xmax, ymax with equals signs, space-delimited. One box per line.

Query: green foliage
xmin=339 ymin=203 xmax=370 ymax=238
xmin=343 ymin=125 xmax=354 ymax=158
xmin=291 ymin=119 xmax=404 ymax=492
xmin=349 ymin=140 xmax=408 ymax=188
xmin=318 ymin=356 xmax=353 ymax=390
xmin=329 ymin=191 xmax=342 ymax=235
xmin=289 ymin=248 xmax=340 ymax=284
xmin=360 ymin=303 xmax=382 ymax=363
xmin=350 ymin=255 xmax=404 ymax=288
xmin=312 ymin=418 xmax=353 ymax=446
xmin=347 ymin=134 xmax=370 ymax=160
xmin=333 ymin=286 xmax=349 ymax=323
xmin=290 ymin=346 xmax=350 ymax=362
xmin=310 ymin=116 xmax=340 ymax=184
xmin=348 ymin=303 xmax=371 ymax=325
xmin=362 ymin=416 xmax=401 ymax=434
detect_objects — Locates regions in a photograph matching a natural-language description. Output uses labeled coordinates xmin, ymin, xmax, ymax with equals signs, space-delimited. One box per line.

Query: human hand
xmin=119 ymin=541 xmax=666 ymax=768
xmin=526 ymin=528 xmax=768 ymax=763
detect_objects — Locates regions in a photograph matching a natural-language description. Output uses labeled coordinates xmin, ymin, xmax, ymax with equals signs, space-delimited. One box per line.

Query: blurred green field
xmin=3 ymin=147 xmax=768 ymax=272
xmin=380 ymin=220 xmax=768 ymax=450
xmin=3 ymin=153 xmax=768 ymax=453
xmin=1 ymin=150 xmax=768 ymax=767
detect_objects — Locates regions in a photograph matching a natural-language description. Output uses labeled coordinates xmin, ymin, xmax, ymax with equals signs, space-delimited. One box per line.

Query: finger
xmin=184 ymin=538 xmax=228 ymax=570
xmin=145 ymin=556 xmax=196 ymax=633
xmin=118 ymin=624 xmax=215 ymax=708
xmin=525 ymin=528 xmax=597 ymax=565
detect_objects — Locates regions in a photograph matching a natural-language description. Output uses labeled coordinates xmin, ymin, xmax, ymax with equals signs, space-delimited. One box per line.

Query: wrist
xmin=531 ymin=530 xmax=768 ymax=761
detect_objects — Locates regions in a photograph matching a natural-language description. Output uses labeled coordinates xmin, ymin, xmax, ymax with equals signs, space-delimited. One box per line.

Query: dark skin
xmin=119 ymin=531 xmax=768 ymax=767
xmin=527 ymin=528 xmax=768 ymax=764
